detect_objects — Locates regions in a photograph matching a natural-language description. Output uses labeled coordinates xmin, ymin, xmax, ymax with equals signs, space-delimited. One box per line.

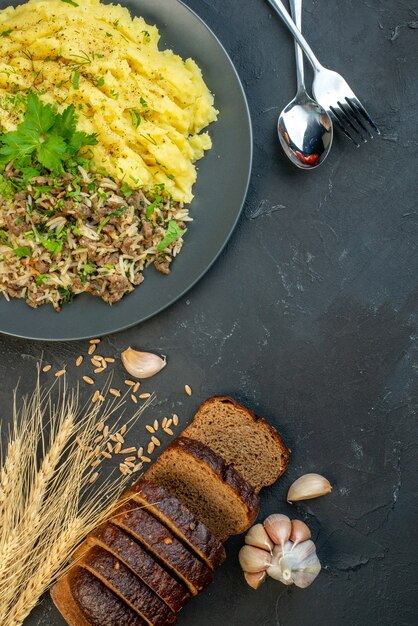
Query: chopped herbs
xmin=146 ymin=194 xmax=162 ymax=219
xmin=35 ymin=274 xmax=49 ymax=285
xmin=72 ymin=71 xmax=80 ymax=89
xmin=1 ymin=29 xmax=12 ymax=37
xmin=157 ymin=220 xmax=184 ymax=251
xmin=61 ymin=0 xmax=79 ymax=5
xmin=128 ymin=108 xmax=141 ymax=128
xmin=13 ymin=245 xmax=31 ymax=258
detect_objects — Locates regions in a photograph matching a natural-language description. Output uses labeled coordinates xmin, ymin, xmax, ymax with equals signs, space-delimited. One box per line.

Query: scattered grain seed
xmin=133 ymin=382 xmax=140 ymax=393
xmin=83 ymin=376 xmax=94 ymax=385
xmin=173 ymin=414 xmax=179 ymax=426
xmin=107 ymin=442 xmax=113 ymax=453
xmin=103 ymin=426 xmax=109 ymax=438
xmin=110 ymin=388 xmax=121 ymax=397
xmin=114 ymin=561 xmax=120 ymax=570
xmin=96 ymin=421 xmax=104 ymax=432
xmin=134 ymin=463 xmax=143 ymax=472
xmin=185 ymin=384 xmax=192 ymax=396
xmin=162 ymin=418 xmax=168 ymax=428
xmin=145 ymin=425 xmax=155 ymax=434
xmin=119 ymin=463 xmax=130 ymax=475
xmin=101 ymin=361 xmax=108 ymax=369
xmin=90 ymin=459 xmax=101 ymax=469
xmin=105 ymin=357 xmax=115 ymax=363
xmin=115 ymin=433 xmax=124 ymax=444
xmin=121 ymin=447 xmax=136 ymax=454
xmin=114 ymin=442 xmax=122 ymax=454
xmin=120 ymin=425 xmax=127 ymax=435
xmin=42 ymin=364 xmax=52 ymax=372
xmin=94 ymin=435 xmax=103 ymax=444
xmin=153 ymin=419 xmax=159 ymax=431
xmin=151 ymin=436 xmax=160 ymax=447
xmin=131 ymin=394 xmax=138 ymax=404
xmin=93 ymin=445 xmax=101 ymax=458
xmin=92 ymin=390 xmax=101 ymax=403
xmin=164 ymin=427 xmax=174 ymax=436
xmin=140 ymin=456 xmax=151 ymax=463
xmin=88 ymin=344 xmax=97 ymax=355
xmin=55 ymin=369 xmax=66 ymax=378
xmin=90 ymin=338 xmax=101 ymax=344
xmin=166 ymin=419 xmax=173 ymax=428
xmin=91 ymin=357 xmax=101 ymax=367
xmin=125 ymin=456 xmax=136 ymax=463
xmin=89 ymin=472 xmax=99 ymax=484
xmin=139 ymin=392 xmax=151 ymax=399
xmin=137 ymin=447 xmax=144 ymax=458
xmin=75 ymin=356 xmax=83 ymax=367
xmin=102 ymin=451 xmax=112 ymax=459
xmin=110 ymin=434 xmax=118 ymax=443
xmin=147 ymin=442 xmax=155 ymax=455
xmin=94 ymin=367 xmax=105 ymax=374
xmin=98 ymin=394 xmax=105 ymax=402
xmin=125 ymin=461 xmax=135 ymax=469
xmin=125 ymin=380 xmax=135 ymax=387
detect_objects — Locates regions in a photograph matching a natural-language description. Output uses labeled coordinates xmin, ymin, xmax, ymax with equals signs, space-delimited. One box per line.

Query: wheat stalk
xmin=0 ymin=376 xmax=151 ymax=626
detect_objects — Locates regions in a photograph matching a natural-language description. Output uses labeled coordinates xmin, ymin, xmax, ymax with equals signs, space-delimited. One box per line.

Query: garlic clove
xmin=244 ymin=570 xmax=267 ymax=590
xmin=290 ymin=519 xmax=311 ymax=546
xmin=245 ymin=524 xmax=274 ymax=552
xmin=238 ymin=545 xmax=272 ymax=573
xmin=264 ymin=514 xmax=292 ymax=548
xmin=287 ymin=473 xmax=332 ymax=503
xmin=121 ymin=348 xmax=166 ymax=379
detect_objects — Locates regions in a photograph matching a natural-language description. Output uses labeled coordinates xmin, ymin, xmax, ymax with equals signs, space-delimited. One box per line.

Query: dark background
xmin=2 ymin=0 xmax=417 ymax=624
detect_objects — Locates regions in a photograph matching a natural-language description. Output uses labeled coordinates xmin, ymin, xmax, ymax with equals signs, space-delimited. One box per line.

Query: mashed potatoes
xmin=0 ymin=0 xmax=218 ymax=202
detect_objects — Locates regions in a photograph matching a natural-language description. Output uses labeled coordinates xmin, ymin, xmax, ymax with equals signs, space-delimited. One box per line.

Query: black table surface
xmin=1 ymin=1 xmax=417 ymax=625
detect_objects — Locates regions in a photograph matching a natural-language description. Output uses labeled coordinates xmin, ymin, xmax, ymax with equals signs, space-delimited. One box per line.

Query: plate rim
xmin=0 ymin=0 xmax=253 ymax=342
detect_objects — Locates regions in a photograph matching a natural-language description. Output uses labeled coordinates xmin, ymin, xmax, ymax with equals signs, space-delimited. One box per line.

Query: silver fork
xmin=266 ymin=0 xmax=380 ymax=146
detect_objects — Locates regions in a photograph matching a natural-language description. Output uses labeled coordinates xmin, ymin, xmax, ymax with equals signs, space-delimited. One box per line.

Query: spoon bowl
xmin=278 ymin=93 xmax=333 ymax=169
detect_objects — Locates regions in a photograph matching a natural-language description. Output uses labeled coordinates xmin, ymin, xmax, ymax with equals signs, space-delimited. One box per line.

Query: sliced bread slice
xmin=51 ymin=567 xmax=146 ymax=626
xmin=78 ymin=545 xmax=176 ymax=626
xmin=73 ymin=522 xmax=190 ymax=612
xmin=127 ymin=479 xmax=226 ymax=570
xmin=146 ymin=437 xmax=260 ymax=541
xmin=184 ymin=396 xmax=290 ymax=492
xmin=112 ymin=503 xmax=213 ymax=595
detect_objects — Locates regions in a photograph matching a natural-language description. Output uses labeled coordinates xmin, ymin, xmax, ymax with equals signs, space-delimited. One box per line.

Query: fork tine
xmin=342 ymin=100 xmax=373 ymax=139
xmin=336 ymin=101 xmax=368 ymax=143
xmin=329 ymin=106 xmax=360 ymax=147
xmin=344 ymin=99 xmax=373 ymax=138
xmin=348 ymin=97 xmax=380 ymax=135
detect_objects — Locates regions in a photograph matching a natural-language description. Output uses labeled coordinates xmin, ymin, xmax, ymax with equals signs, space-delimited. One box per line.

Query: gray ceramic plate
xmin=0 ymin=0 xmax=252 ymax=341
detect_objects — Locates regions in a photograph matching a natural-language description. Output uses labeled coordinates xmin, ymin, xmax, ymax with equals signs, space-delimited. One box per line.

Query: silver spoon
xmin=277 ymin=0 xmax=333 ymax=169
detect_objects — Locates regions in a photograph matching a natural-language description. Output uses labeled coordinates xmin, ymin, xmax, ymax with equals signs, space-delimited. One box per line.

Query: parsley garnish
xmin=13 ymin=245 xmax=31 ymax=258
xmin=128 ymin=108 xmax=141 ymax=128
xmin=157 ymin=221 xmax=185 ymax=252
xmin=0 ymin=93 xmax=98 ymax=174
xmin=1 ymin=29 xmax=12 ymax=37
xmin=146 ymin=194 xmax=162 ymax=219
xmin=35 ymin=274 xmax=49 ymax=285
xmin=61 ymin=0 xmax=79 ymax=6
xmin=57 ymin=286 xmax=73 ymax=303
xmin=72 ymin=71 xmax=80 ymax=90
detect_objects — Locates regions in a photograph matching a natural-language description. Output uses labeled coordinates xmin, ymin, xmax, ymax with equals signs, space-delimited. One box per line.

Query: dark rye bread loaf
xmin=51 ymin=567 xmax=145 ymax=626
xmin=72 ymin=522 xmax=190 ymax=612
xmin=184 ymin=396 xmax=290 ymax=492
xmin=77 ymin=545 xmax=177 ymax=626
xmin=112 ymin=502 xmax=213 ymax=595
xmin=146 ymin=437 xmax=260 ymax=542
xmin=127 ymin=479 xmax=226 ymax=571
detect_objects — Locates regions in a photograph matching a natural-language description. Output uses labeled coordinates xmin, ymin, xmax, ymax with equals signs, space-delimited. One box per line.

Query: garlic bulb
xmin=238 ymin=545 xmax=272 ymax=573
xmin=263 ymin=514 xmax=291 ymax=548
xmin=240 ymin=517 xmax=321 ymax=590
xmin=290 ymin=519 xmax=311 ymax=546
xmin=287 ymin=473 xmax=332 ymax=503
xmin=245 ymin=523 xmax=274 ymax=552
xmin=244 ymin=571 xmax=267 ymax=590
xmin=121 ymin=348 xmax=166 ymax=379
